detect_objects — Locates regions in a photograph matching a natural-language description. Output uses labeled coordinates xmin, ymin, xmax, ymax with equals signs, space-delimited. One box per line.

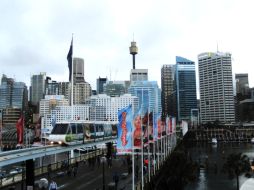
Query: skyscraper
xmin=97 ymin=77 xmax=107 ymax=94
xmin=161 ymin=65 xmax=175 ymax=118
xmin=0 ymin=75 xmax=28 ymax=111
xmin=175 ymin=56 xmax=197 ymax=121
xmin=198 ymin=52 xmax=235 ymax=123
xmin=31 ymin=72 xmax=46 ymax=105
xmin=235 ymin=73 xmax=250 ymax=96
xmin=73 ymin=57 xmax=85 ymax=84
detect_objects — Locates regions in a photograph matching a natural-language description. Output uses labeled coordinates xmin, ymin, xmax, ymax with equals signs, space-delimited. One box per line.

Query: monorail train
xmin=48 ymin=121 xmax=117 ymax=145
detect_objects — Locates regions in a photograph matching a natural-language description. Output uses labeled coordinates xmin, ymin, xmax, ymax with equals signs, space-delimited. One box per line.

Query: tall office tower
xmin=104 ymin=80 xmax=130 ymax=97
xmin=198 ymin=52 xmax=235 ymax=124
xmin=161 ymin=65 xmax=175 ymax=119
xmin=58 ymin=82 xmax=69 ymax=99
xmin=235 ymin=74 xmax=250 ymax=97
xmin=73 ymin=57 xmax=85 ymax=84
xmin=45 ymin=77 xmax=59 ymax=95
xmin=175 ymin=56 xmax=197 ymax=121
xmin=0 ymin=75 xmax=28 ymax=111
xmin=235 ymin=73 xmax=251 ymax=121
xmin=97 ymin=77 xmax=107 ymax=94
xmin=130 ymin=69 xmax=148 ymax=82
xmin=128 ymin=81 xmax=161 ymax=114
xmin=31 ymin=72 xmax=46 ymax=105
xmin=73 ymin=82 xmax=92 ymax=104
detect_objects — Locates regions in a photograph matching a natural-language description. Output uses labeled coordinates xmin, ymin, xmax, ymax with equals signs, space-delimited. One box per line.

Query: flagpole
xmin=71 ymin=33 xmax=74 ymax=120
xmin=141 ymin=110 xmax=144 ymax=190
xmin=148 ymin=109 xmax=150 ymax=182
xmin=153 ymin=111 xmax=156 ymax=175
xmin=132 ymin=111 xmax=135 ymax=190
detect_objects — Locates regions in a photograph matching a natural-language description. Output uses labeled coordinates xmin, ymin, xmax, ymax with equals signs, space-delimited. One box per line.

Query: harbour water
xmin=185 ymin=142 xmax=254 ymax=190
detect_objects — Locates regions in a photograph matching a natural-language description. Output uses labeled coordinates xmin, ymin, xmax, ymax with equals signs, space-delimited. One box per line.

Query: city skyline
xmin=1 ymin=0 xmax=254 ymax=90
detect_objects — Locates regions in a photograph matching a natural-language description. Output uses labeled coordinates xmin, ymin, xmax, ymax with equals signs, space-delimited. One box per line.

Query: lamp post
xmin=101 ymin=156 xmax=107 ymax=190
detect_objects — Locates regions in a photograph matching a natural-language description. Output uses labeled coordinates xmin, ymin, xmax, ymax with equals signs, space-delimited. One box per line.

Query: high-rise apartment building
xmin=97 ymin=77 xmax=107 ymax=94
xmin=175 ymin=56 xmax=197 ymax=121
xmin=31 ymin=72 xmax=46 ymax=105
xmin=128 ymin=81 xmax=161 ymax=114
xmin=58 ymin=82 xmax=69 ymax=100
xmin=161 ymin=65 xmax=175 ymax=118
xmin=198 ymin=52 xmax=235 ymax=123
xmin=73 ymin=82 xmax=92 ymax=104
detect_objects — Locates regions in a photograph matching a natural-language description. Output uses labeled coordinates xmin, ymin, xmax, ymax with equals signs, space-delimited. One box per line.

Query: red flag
xmin=16 ymin=116 xmax=24 ymax=145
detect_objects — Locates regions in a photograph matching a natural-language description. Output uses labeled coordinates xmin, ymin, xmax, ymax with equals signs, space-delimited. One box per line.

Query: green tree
xmin=222 ymin=153 xmax=251 ymax=190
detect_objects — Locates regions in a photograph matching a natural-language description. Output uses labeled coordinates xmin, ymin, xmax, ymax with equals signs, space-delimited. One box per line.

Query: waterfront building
xmin=42 ymin=105 xmax=90 ymax=131
xmin=31 ymin=72 xmax=46 ymax=105
xmin=87 ymin=94 xmax=139 ymax=122
xmin=175 ymin=56 xmax=197 ymax=121
xmin=128 ymin=81 xmax=161 ymax=114
xmin=97 ymin=77 xmax=107 ymax=94
xmin=161 ymin=64 xmax=175 ymax=119
xmin=198 ymin=52 xmax=235 ymax=123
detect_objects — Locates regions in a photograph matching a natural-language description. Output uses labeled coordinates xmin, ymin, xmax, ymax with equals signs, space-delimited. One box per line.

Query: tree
xmin=155 ymin=150 xmax=199 ymax=190
xmin=222 ymin=153 xmax=251 ymax=190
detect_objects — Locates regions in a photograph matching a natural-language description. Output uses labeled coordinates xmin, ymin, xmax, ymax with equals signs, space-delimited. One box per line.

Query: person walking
xmin=48 ymin=180 xmax=57 ymax=190
xmin=113 ymin=172 xmax=119 ymax=190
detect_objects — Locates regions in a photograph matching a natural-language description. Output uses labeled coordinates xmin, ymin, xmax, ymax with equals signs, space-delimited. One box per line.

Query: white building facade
xmin=198 ymin=52 xmax=235 ymax=123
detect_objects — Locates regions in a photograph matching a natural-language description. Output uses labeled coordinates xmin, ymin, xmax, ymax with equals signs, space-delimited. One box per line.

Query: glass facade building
xmin=175 ymin=56 xmax=197 ymax=121
xmin=128 ymin=81 xmax=161 ymax=115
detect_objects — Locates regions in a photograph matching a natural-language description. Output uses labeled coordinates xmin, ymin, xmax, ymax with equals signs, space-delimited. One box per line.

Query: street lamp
xmin=101 ymin=156 xmax=107 ymax=190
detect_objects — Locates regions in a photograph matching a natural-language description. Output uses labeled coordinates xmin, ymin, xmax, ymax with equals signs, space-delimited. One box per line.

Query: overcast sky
xmin=1 ymin=0 xmax=254 ymax=90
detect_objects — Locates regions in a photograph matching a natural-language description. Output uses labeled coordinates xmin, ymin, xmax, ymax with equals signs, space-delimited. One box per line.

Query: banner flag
xmin=166 ymin=116 xmax=170 ymax=135
xmin=161 ymin=119 xmax=166 ymax=137
xmin=116 ymin=105 xmax=133 ymax=154
xmin=133 ymin=109 xmax=142 ymax=149
xmin=16 ymin=115 xmax=24 ymax=145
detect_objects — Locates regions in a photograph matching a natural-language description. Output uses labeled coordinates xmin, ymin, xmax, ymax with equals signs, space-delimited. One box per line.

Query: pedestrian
xmin=47 ymin=164 xmax=52 ymax=179
xmin=113 ymin=172 xmax=119 ymax=190
xmin=73 ymin=166 xmax=78 ymax=177
xmin=48 ymin=180 xmax=57 ymax=190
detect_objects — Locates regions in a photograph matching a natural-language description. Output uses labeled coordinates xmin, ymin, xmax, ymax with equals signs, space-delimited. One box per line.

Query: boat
xmin=212 ymin=138 xmax=217 ymax=144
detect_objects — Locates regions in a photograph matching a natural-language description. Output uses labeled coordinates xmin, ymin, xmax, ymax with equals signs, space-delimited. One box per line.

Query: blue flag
xmin=116 ymin=105 xmax=133 ymax=154
xmin=67 ymin=37 xmax=73 ymax=82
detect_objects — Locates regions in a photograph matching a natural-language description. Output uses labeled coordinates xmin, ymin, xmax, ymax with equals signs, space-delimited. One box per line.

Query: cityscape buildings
xmin=73 ymin=58 xmax=85 ymax=84
xmin=104 ymin=80 xmax=130 ymax=97
xmin=198 ymin=52 xmax=235 ymax=123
